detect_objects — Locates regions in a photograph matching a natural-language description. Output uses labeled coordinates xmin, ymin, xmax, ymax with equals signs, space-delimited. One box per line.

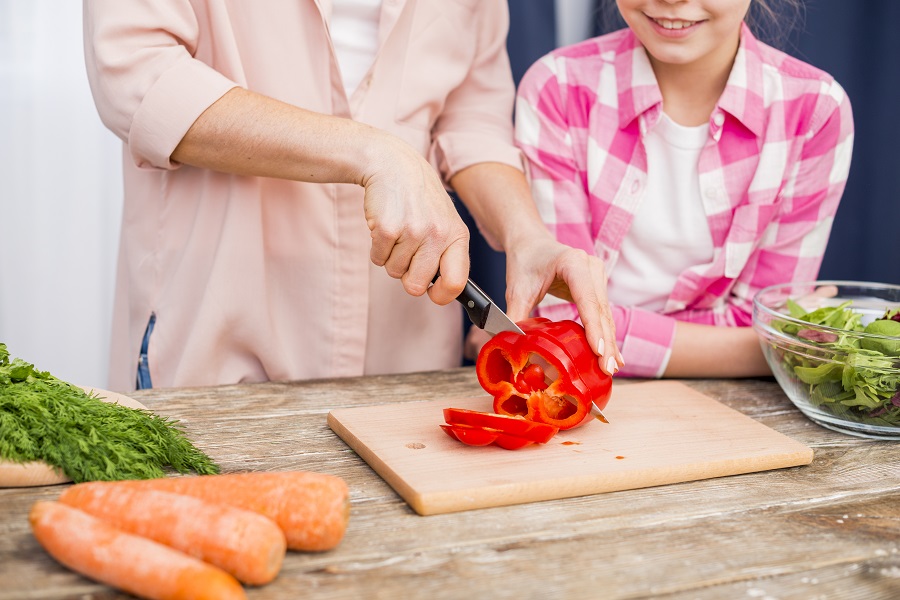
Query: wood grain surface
xmin=1 ymin=369 xmax=898 ymax=599
xmin=328 ymin=381 xmax=813 ymax=514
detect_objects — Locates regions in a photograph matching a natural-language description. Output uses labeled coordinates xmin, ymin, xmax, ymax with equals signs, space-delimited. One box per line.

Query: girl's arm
xmin=665 ymin=322 xmax=769 ymax=378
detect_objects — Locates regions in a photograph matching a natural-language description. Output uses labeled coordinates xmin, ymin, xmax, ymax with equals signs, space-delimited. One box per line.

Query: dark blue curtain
xmin=787 ymin=1 xmax=900 ymax=284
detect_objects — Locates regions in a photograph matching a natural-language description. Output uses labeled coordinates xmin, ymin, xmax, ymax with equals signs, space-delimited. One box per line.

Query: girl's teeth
xmin=654 ymin=19 xmax=697 ymax=30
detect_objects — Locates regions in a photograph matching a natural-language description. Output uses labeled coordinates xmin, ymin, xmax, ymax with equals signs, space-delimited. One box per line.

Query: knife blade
xmin=434 ymin=273 xmax=609 ymax=423
xmin=586 ymin=401 xmax=609 ymax=423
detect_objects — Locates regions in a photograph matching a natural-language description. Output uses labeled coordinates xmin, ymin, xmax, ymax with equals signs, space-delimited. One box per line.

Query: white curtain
xmin=0 ymin=1 xmax=123 ymax=388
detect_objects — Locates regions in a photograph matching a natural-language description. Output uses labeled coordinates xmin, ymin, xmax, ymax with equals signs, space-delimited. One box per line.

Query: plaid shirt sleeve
xmin=538 ymin=301 xmax=677 ymax=378
xmin=514 ymin=55 xmax=595 ymax=259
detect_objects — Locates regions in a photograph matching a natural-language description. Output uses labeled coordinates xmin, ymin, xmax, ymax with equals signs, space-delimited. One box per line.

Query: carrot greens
xmin=0 ymin=343 xmax=219 ymax=482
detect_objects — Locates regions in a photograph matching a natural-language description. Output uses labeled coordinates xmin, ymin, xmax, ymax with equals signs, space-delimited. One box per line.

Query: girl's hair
xmin=595 ymin=0 xmax=805 ymax=51
xmin=745 ymin=0 xmax=804 ymax=48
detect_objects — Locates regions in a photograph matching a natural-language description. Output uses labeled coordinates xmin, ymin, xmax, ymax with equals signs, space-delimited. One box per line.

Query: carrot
xmin=29 ymin=501 xmax=246 ymax=600
xmin=58 ymin=484 xmax=286 ymax=585
xmin=102 ymin=471 xmax=350 ymax=551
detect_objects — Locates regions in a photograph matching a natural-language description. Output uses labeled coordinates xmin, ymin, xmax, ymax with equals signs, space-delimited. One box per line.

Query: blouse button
xmin=704 ymin=187 xmax=718 ymax=199
xmin=630 ymin=180 xmax=641 ymax=194
xmin=713 ymin=113 xmax=725 ymax=126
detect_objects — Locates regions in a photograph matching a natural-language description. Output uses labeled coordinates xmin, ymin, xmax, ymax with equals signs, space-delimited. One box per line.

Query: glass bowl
xmin=753 ymin=280 xmax=900 ymax=440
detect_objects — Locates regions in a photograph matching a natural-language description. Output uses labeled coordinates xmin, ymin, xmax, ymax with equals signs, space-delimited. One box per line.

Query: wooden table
xmin=2 ymin=369 xmax=898 ymax=599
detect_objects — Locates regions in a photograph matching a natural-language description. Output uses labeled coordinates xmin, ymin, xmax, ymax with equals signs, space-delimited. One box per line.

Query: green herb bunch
xmin=0 ymin=343 xmax=219 ymax=482
xmin=772 ymin=301 xmax=900 ymax=427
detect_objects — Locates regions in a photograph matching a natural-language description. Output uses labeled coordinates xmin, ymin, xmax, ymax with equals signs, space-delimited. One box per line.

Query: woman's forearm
xmin=171 ymin=86 xmax=471 ymax=302
xmin=171 ymin=87 xmax=401 ymax=186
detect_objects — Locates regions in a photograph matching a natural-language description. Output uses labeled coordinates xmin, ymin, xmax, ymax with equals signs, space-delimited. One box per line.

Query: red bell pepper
xmin=476 ymin=317 xmax=612 ymax=430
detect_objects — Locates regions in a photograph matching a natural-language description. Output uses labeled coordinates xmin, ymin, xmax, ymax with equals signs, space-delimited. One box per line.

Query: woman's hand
xmin=461 ymin=236 xmax=624 ymax=376
xmin=360 ymin=135 xmax=470 ymax=305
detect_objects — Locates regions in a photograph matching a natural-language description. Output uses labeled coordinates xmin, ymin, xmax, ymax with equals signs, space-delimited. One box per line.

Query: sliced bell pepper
xmin=443 ymin=408 xmax=558 ymax=443
xmin=476 ymin=317 xmax=612 ymax=430
xmin=439 ymin=423 xmax=536 ymax=450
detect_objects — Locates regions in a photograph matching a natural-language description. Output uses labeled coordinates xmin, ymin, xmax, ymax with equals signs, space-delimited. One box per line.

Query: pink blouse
xmin=83 ymin=0 xmax=523 ymax=390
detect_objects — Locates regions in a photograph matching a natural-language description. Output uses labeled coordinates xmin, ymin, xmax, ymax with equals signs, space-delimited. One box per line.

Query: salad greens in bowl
xmin=753 ymin=281 xmax=900 ymax=440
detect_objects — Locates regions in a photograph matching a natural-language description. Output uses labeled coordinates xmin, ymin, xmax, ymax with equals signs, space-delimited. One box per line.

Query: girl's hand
xmin=504 ymin=233 xmax=623 ymax=376
xmin=792 ymin=284 xmax=840 ymax=311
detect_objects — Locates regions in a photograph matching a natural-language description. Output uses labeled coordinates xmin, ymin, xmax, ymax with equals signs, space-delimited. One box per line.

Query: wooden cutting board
xmin=0 ymin=387 xmax=147 ymax=487
xmin=328 ymin=380 xmax=813 ymax=515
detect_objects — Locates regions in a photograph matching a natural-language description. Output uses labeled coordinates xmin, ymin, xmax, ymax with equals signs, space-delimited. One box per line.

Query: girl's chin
xmin=642 ymin=44 xmax=704 ymax=68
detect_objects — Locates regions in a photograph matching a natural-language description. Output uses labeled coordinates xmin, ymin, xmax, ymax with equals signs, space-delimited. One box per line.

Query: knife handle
xmin=432 ymin=273 xmax=491 ymax=330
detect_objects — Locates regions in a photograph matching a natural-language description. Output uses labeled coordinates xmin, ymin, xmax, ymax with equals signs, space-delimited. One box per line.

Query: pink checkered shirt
xmin=516 ymin=24 xmax=854 ymax=377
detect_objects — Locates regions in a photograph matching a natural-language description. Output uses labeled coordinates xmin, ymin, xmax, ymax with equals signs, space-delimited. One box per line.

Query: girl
xmin=513 ymin=0 xmax=854 ymax=378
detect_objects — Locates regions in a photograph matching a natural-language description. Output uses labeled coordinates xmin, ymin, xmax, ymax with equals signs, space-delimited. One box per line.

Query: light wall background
xmin=0 ymin=1 xmax=122 ymax=388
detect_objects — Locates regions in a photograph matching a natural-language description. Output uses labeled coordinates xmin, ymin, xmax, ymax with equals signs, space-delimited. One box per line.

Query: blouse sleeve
xmin=83 ymin=0 xmax=237 ymax=170
xmin=429 ymin=0 xmax=523 ymax=181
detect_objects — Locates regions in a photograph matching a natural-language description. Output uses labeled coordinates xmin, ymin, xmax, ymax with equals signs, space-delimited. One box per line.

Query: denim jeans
xmin=136 ymin=313 xmax=156 ymax=390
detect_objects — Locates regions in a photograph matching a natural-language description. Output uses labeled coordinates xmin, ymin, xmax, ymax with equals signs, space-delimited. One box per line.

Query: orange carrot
xmin=58 ymin=484 xmax=286 ymax=585
xmin=103 ymin=471 xmax=350 ymax=551
xmin=29 ymin=501 xmax=246 ymax=600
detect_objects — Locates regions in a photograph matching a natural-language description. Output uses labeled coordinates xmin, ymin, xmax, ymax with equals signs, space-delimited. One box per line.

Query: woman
xmin=83 ymin=0 xmax=622 ymax=390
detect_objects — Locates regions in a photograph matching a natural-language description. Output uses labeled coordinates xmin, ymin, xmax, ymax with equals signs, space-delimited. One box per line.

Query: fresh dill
xmin=0 ymin=343 xmax=219 ymax=482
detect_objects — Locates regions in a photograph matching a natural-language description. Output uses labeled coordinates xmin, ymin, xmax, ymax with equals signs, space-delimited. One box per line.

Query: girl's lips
xmin=645 ymin=14 xmax=704 ymax=38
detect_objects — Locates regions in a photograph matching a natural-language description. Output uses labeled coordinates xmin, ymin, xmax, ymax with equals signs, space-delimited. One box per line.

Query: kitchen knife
xmin=434 ymin=274 xmax=609 ymax=423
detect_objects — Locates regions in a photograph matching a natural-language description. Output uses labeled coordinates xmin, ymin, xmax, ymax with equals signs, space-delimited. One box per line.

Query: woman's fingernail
xmin=605 ymin=356 xmax=618 ymax=375
xmin=597 ymin=337 xmax=605 ymax=356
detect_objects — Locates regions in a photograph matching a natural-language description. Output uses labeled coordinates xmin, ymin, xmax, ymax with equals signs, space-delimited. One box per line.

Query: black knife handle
xmin=432 ymin=273 xmax=491 ymax=329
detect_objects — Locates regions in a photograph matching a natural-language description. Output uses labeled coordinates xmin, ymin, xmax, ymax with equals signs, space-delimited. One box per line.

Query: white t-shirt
xmin=329 ymin=0 xmax=382 ymax=95
xmin=607 ymin=113 xmax=715 ymax=312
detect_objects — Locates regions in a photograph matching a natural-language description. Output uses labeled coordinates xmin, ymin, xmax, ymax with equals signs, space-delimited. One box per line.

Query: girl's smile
xmin=616 ymin=0 xmax=751 ymax=70
xmin=645 ymin=14 xmax=707 ymax=38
